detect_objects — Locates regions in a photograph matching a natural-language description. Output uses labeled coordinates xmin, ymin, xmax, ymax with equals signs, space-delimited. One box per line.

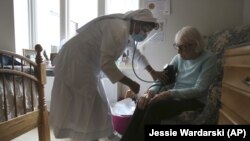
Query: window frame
xmin=15 ymin=0 xmax=140 ymax=52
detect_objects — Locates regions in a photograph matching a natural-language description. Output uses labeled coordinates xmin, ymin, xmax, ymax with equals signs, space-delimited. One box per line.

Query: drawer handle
xmin=243 ymin=77 xmax=250 ymax=86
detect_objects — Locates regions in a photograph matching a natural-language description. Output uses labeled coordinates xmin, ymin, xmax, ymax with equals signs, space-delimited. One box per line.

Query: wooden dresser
xmin=218 ymin=44 xmax=250 ymax=124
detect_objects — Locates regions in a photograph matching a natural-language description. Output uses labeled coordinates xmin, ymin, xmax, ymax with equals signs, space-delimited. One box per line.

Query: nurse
xmin=50 ymin=9 xmax=167 ymax=141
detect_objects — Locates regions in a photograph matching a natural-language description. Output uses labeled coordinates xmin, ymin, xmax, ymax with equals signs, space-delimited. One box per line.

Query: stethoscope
xmin=131 ymin=41 xmax=153 ymax=83
xmin=131 ymin=41 xmax=167 ymax=93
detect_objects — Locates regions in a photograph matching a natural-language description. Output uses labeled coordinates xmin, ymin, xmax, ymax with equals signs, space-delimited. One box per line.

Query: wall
xmin=0 ymin=0 xmax=15 ymax=52
xmin=243 ymin=0 xmax=250 ymax=24
xmin=143 ymin=0 xmax=243 ymax=69
xmin=121 ymin=0 xmax=244 ymax=96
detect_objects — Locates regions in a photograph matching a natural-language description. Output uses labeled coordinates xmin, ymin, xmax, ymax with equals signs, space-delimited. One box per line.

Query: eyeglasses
xmin=141 ymin=25 xmax=153 ymax=33
xmin=173 ymin=43 xmax=192 ymax=52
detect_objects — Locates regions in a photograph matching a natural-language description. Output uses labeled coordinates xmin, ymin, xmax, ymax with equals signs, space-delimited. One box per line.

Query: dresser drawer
xmin=221 ymin=84 xmax=250 ymax=123
xmin=219 ymin=45 xmax=250 ymax=125
xmin=224 ymin=54 xmax=250 ymax=66
xmin=218 ymin=110 xmax=235 ymax=124
xmin=223 ymin=66 xmax=250 ymax=94
xmin=224 ymin=45 xmax=250 ymax=66
xmin=218 ymin=104 xmax=248 ymax=124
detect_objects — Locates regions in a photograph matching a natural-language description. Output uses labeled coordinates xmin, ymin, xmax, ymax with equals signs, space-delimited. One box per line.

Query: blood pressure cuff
xmin=147 ymin=81 xmax=174 ymax=94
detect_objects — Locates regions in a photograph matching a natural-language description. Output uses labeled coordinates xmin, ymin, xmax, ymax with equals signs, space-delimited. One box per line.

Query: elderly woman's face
xmin=173 ymin=42 xmax=198 ymax=60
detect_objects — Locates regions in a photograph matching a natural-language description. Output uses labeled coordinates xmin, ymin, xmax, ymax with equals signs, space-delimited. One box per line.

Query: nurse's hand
xmin=145 ymin=65 xmax=168 ymax=84
xmin=119 ymin=76 xmax=140 ymax=94
xmin=150 ymin=70 xmax=169 ymax=84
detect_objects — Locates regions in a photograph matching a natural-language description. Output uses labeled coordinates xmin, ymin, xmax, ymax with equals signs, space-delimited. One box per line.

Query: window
xmin=14 ymin=0 xmax=139 ymax=56
xmin=36 ymin=0 xmax=60 ymax=55
xmin=105 ymin=0 xmax=139 ymax=14
xmin=69 ymin=0 xmax=98 ymax=37
xmin=13 ymin=0 xmax=29 ymax=55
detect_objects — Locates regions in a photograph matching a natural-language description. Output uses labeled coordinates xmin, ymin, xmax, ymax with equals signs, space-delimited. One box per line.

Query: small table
xmin=46 ymin=67 xmax=54 ymax=76
xmin=45 ymin=67 xmax=55 ymax=111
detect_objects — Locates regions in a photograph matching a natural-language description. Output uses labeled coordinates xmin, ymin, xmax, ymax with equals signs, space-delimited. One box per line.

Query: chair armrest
xmin=193 ymin=82 xmax=222 ymax=124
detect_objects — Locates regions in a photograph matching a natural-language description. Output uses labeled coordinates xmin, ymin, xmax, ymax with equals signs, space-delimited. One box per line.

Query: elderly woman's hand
xmin=149 ymin=91 xmax=171 ymax=104
xmin=137 ymin=92 xmax=154 ymax=110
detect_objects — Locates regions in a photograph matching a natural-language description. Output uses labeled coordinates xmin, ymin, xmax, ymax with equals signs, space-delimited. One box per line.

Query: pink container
xmin=111 ymin=114 xmax=132 ymax=135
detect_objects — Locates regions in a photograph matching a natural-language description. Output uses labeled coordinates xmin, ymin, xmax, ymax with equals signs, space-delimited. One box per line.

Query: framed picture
xmin=23 ymin=49 xmax=36 ymax=61
xmin=50 ymin=53 xmax=58 ymax=66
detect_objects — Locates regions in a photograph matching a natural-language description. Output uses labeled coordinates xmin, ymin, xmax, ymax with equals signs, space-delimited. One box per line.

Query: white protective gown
xmin=50 ymin=15 xmax=149 ymax=140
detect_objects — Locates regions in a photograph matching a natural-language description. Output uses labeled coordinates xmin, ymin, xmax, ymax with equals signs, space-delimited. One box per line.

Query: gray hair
xmin=174 ymin=26 xmax=204 ymax=53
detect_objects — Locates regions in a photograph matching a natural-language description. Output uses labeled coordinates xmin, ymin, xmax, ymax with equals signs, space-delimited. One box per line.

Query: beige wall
xmin=143 ymin=0 xmax=243 ymax=70
xmin=243 ymin=0 xmax=250 ymax=24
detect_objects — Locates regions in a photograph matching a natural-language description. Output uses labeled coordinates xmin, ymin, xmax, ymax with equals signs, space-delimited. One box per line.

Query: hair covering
xmin=77 ymin=8 xmax=158 ymax=33
xmin=124 ymin=9 xmax=157 ymax=23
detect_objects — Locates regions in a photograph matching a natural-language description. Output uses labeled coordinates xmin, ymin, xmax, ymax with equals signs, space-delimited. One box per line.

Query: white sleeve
xmin=100 ymin=55 xmax=124 ymax=83
xmin=100 ymin=20 xmax=128 ymax=83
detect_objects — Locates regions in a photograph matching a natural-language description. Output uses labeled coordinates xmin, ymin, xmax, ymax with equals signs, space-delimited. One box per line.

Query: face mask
xmin=131 ymin=24 xmax=147 ymax=42
xmin=132 ymin=32 xmax=147 ymax=42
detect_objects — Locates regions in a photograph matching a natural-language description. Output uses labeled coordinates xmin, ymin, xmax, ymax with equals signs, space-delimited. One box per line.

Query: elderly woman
xmin=121 ymin=26 xmax=218 ymax=141
xmin=50 ymin=9 xmax=168 ymax=141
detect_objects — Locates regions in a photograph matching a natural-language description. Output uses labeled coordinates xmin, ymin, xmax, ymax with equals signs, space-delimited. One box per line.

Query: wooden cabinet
xmin=218 ymin=44 xmax=250 ymax=124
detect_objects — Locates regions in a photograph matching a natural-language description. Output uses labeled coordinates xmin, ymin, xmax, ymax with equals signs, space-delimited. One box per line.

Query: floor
xmin=12 ymin=127 xmax=121 ymax=141
xmin=12 ymin=127 xmax=70 ymax=141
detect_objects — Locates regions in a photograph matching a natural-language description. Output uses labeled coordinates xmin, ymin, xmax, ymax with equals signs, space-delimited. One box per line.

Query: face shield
xmin=128 ymin=9 xmax=162 ymax=45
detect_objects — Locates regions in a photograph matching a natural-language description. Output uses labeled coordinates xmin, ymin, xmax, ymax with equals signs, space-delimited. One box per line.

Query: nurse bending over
xmin=49 ymin=9 xmax=167 ymax=141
